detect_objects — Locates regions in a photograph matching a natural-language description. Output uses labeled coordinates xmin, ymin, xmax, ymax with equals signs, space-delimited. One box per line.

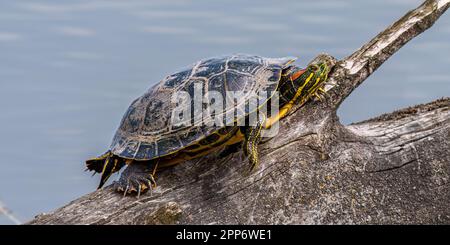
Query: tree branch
xmin=29 ymin=0 xmax=450 ymax=224
xmin=326 ymin=0 xmax=450 ymax=109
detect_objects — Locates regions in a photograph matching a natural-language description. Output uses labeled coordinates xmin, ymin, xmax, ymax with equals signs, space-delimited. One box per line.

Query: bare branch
xmin=326 ymin=0 xmax=450 ymax=109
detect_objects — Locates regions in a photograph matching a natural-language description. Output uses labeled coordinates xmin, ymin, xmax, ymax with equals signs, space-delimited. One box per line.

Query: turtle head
xmin=290 ymin=53 xmax=336 ymax=102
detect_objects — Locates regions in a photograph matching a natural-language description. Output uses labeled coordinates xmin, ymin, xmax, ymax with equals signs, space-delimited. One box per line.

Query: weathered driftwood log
xmin=29 ymin=0 xmax=449 ymax=224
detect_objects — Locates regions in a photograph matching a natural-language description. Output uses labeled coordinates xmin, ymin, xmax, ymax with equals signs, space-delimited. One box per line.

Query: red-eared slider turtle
xmin=86 ymin=53 xmax=335 ymax=195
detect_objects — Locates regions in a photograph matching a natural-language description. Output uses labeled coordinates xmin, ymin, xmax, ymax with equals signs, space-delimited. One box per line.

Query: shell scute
xmin=110 ymin=54 xmax=297 ymax=160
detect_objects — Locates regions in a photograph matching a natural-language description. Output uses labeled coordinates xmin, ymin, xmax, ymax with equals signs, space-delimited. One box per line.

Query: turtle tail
xmin=86 ymin=151 xmax=110 ymax=173
xmin=85 ymin=151 xmax=126 ymax=189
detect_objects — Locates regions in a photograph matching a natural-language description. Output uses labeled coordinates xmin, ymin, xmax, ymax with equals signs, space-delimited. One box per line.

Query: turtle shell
xmin=110 ymin=54 xmax=296 ymax=160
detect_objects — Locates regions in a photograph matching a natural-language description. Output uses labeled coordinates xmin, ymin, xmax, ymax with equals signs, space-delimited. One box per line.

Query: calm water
xmin=0 ymin=0 xmax=449 ymax=224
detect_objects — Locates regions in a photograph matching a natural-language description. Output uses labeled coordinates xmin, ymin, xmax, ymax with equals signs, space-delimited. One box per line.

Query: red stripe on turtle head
xmin=290 ymin=68 xmax=306 ymax=81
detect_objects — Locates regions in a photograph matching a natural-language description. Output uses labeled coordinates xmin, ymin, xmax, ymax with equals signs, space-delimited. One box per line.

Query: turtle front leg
xmin=242 ymin=114 xmax=266 ymax=171
xmin=114 ymin=162 xmax=157 ymax=197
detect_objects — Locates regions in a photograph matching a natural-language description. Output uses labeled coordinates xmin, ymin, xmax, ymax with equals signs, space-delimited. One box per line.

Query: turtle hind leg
xmin=114 ymin=162 xmax=156 ymax=197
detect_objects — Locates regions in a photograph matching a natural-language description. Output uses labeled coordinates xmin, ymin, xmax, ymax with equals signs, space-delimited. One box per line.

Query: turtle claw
xmin=137 ymin=184 xmax=142 ymax=198
xmin=114 ymin=163 xmax=157 ymax=197
xmin=314 ymin=92 xmax=323 ymax=101
xmin=316 ymin=86 xmax=329 ymax=99
xmin=122 ymin=181 xmax=130 ymax=197
xmin=318 ymin=87 xmax=326 ymax=94
xmin=116 ymin=177 xmax=155 ymax=197
xmin=314 ymin=86 xmax=328 ymax=101
xmin=129 ymin=184 xmax=137 ymax=193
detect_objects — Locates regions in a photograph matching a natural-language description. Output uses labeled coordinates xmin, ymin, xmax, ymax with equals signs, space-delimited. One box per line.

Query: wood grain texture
xmin=29 ymin=0 xmax=450 ymax=224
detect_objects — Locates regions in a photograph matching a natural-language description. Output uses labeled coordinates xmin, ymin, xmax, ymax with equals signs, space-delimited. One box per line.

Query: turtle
xmin=86 ymin=53 xmax=335 ymax=195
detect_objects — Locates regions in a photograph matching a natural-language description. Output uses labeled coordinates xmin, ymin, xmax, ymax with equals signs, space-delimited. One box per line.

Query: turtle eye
xmin=310 ymin=65 xmax=320 ymax=72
